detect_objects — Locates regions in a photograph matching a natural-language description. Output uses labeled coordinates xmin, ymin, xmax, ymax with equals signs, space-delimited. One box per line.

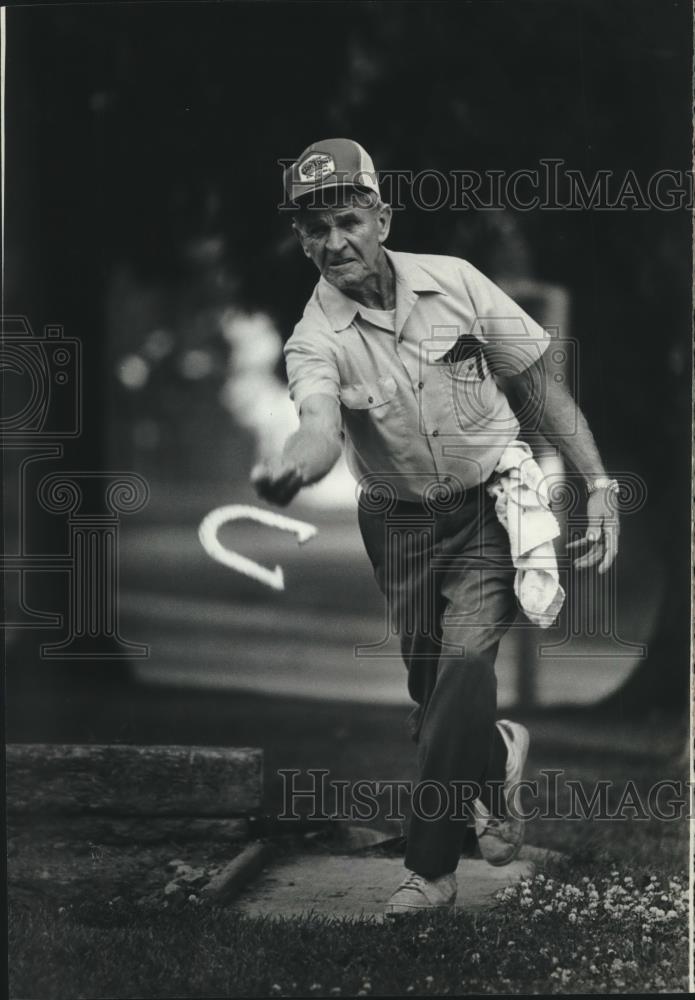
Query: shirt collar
xmin=317 ymin=249 xmax=445 ymax=333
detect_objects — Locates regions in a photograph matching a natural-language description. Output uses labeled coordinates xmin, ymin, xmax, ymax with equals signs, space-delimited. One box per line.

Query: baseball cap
xmin=283 ymin=138 xmax=380 ymax=207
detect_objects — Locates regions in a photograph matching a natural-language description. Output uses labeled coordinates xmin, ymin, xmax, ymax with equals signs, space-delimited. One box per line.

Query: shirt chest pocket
xmin=439 ymin=353 xmax=496 ymax=420
xmin=340 ymin=374 xmax=398 ymax=411
xmin=447 ymin=356 xmax=484 ymax=381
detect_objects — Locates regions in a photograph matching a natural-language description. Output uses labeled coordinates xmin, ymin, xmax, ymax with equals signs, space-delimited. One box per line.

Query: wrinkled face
xmin=293 ymin=191 xmax=392 ymax=293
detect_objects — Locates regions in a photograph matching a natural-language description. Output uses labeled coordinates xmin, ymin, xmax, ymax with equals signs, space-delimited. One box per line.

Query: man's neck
xmin=338 ymin=250 xmax=396 ymax=310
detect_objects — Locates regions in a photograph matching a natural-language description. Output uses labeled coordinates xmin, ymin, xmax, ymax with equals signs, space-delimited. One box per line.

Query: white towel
xmin=487 ymin=441 xmax=565 ymax=628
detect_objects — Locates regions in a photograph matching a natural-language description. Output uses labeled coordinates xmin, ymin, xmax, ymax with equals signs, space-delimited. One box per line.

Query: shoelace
xmin=401 ymin=872 xmax=428 ymax=890
xmin=478 ymin=813 xmax=519 ymax=844
xmin=480 ymin=815 xmax=505 ymax=832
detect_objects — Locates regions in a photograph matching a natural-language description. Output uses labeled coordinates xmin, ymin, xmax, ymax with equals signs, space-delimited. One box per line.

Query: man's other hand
xmin=250 ymin=458 xmax=305 ymax=507
xmin=566 ymin=488 xmax=620 ymax=574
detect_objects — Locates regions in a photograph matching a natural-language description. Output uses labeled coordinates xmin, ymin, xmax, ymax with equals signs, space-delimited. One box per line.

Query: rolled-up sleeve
xmin=284 ymin=327 xmax=341 ymax=415
xmin=462 ymin=261 xmax=551 ymax=374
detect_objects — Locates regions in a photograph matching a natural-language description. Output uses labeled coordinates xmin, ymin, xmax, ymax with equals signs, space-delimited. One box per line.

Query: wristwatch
xmin=586 ymin=476 xmax=620 ymax=497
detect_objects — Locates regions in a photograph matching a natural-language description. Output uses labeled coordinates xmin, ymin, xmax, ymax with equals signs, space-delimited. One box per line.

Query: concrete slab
xmin=232 ymin=846 xmax=551 ymax=921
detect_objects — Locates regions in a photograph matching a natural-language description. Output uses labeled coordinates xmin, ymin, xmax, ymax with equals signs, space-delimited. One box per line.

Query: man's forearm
xmin=496 ymin=360 xmax=620 ymax=572
xmin=282 ymin=420 xmax=342 ymax=485
xmin=498 ymin=359 xmax=607 ymax=484
xmin=537 ymin=381 xmax=606 ymax=483
xmin=251 ymin=394 xmax=342 ymax=506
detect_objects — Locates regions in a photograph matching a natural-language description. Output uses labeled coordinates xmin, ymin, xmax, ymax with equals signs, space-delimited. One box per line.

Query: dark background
xmin=4 ymin=0 xmax=692 ymax=735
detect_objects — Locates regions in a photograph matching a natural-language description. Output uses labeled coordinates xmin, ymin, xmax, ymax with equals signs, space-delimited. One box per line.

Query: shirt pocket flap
xmin=340 ymin=375 xmax=398 ymax=410
xmin=445 ymin=353 xmax=490 ymax=382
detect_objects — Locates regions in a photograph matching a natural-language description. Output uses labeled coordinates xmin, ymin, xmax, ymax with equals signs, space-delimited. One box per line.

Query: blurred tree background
xmin=5 ymin=0 xmax=691 ymax=718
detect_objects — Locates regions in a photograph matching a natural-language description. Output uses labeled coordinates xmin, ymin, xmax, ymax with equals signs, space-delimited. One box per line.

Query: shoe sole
xmin=483 ymin=721 xmax=529 ymax=867
xmin=498 ymin=720 xmax=530 ymax=787
xmin=481 ymin=817 xmax=525 ymax=866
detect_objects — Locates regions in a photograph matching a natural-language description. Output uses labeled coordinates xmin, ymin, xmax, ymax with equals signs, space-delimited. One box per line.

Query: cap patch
xmin=298 ymin=153 xmax=336 ymax=183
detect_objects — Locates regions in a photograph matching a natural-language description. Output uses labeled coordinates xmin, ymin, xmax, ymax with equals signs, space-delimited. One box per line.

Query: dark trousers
xmin=358 ymin=482 xmax=517 ymax=878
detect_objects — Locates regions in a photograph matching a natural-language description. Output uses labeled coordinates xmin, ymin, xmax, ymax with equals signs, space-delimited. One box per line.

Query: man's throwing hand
xmin=566 ymin=487 xmax=620 ymax=574
xmin=250 ymin=457 xmax=305 ymax=507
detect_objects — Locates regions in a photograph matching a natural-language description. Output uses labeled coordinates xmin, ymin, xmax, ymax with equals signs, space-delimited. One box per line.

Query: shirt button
xmin=398 ymin=335 xmax=404 ymax=343
xmin=432 ymin=429 xmax=439 ymax=437
xmin=368 ymin=396 xmax=374 ymax=403
xmin=418 ymin=381 xmax=424 ymax=390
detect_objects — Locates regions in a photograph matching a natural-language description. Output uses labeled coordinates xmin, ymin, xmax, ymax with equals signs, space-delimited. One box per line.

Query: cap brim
xmin=288 ymin=179 xmax=380 ymax=208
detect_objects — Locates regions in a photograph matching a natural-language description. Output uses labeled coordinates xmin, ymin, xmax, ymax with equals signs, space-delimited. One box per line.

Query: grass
xmin=9 ymin=856 xmax=688 ymax=997
xmin=9 ymin=753 xmax=689 ymax=998
xmin=7 ymin=688 xmax=691 ymax=997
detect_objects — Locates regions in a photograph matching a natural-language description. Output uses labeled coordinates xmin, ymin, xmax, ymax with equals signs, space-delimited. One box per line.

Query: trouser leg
xmin=358 ymin=485 xmax=516 ymax=878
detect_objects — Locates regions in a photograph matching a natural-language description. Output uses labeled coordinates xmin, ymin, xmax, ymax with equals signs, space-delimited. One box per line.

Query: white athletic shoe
xmin=384 ymin=870 xmax=457 ymax=916
xmin=473 ymin=720 xmax=530 ymax=867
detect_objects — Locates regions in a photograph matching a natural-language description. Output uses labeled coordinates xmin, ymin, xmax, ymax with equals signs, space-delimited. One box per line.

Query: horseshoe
xmin=198 ymin=504 xmax=318 ymax=591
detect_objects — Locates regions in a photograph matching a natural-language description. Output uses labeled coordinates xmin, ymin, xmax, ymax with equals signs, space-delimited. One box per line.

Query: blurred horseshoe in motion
xmin=198 ymin=504 xmax=318 ymax=591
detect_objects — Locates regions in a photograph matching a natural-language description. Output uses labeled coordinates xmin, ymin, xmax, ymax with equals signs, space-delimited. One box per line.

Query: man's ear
xmin=377 ymin=203 xmax=393 ymax=245
xmin=292 ymin=221 xmax=312 ymax=258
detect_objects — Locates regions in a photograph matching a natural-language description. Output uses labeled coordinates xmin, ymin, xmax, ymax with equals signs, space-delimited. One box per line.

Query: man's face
xmin=293 ymin=192 xmax=392 ymax=293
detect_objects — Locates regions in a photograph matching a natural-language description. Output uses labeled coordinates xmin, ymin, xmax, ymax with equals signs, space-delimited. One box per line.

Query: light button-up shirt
xmin=284 ymin=249 xmax=551 ymax=501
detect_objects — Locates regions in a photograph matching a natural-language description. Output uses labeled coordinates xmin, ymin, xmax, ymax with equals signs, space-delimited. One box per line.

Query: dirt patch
xmin=8 ymin=825 xmax=245 ymax=919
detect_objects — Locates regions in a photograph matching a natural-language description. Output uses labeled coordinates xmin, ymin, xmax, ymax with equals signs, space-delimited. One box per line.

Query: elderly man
xmin=252 ymin=138 xmax=619 ymax=915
